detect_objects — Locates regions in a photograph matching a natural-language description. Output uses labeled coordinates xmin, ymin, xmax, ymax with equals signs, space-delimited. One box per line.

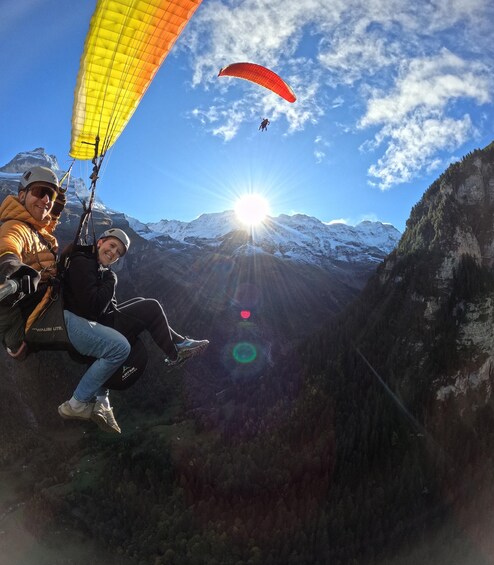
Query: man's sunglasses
xmin=29 ymin=184 xmax=57 ymax=202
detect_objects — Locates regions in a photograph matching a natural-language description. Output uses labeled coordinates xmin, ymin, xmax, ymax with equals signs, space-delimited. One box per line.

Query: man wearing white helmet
xmin=0 ymin=165 xmax=66 ymax=354
xmin=58 ymin=228 xmax=209 ymax=433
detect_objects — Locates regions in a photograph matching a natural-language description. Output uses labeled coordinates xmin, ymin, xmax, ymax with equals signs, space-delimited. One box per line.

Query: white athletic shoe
xmin=58 ymin=400 xmax=94 ymax=421
xmin=91 ymin=401 xmax=121 ymax=434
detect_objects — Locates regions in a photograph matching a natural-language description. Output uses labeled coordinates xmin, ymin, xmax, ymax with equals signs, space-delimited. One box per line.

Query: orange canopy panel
xmin=70 ymin=0 xmax=202 ymax=160
xmin=218 ymin=62 xmax=296 ymax=103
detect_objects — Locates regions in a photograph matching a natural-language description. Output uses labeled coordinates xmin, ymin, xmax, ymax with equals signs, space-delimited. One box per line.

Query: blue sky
xmin=1 ymin=0 xmax=493 ymax=232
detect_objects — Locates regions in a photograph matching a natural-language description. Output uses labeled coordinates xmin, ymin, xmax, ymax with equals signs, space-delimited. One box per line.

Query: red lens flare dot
xmin=240 ymin=310 xmax=251 ymax=320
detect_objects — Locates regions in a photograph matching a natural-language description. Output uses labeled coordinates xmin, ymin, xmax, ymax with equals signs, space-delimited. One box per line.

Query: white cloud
xmin=366 ymin=113 xmax=474 ymax=189
xmin=331 ymin=96 xmax=344 ymax=108
xmin=190 ymin=104 xmax=246 ymax=141
xmin=422 ymin=0 xmax=492 ymax=32
xmin=325 ymin=218 xmax=349 ymax=225
xmin=360 ymin=49 xmax=491 ymax=128
xmin=358 ymin=49 xmax=490 ymax=188
xmin=314 ymin=135 xmax=330 ymax=163
xmin=325 ymin=213 xmax=391 ymax=226
xmin=318 ymin=25 xmax=398 ymax=86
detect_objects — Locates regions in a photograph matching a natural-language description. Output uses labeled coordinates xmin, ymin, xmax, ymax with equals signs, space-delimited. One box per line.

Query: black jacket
xmin=63 ymin=249 xmax=117 ymax=321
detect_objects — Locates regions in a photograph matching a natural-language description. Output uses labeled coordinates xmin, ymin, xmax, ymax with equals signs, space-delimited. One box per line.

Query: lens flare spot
xmin=240 ymin=310 xmax=251 ymax=319
xmin=232 ymin=342 xmax=257 ymax=364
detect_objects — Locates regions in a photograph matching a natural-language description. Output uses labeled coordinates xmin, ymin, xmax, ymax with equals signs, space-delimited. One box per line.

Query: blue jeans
xmin=64 ymin=310 xmax=131 ymax=403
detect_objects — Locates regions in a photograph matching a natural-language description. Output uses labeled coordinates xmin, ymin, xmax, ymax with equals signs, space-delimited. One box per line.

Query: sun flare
xmin=234 ymin=193 xmax=270 ymax=227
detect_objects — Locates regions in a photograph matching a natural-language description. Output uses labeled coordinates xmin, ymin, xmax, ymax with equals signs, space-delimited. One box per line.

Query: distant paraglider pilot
xmin=259 ymin=118 xmax=270 ymax=132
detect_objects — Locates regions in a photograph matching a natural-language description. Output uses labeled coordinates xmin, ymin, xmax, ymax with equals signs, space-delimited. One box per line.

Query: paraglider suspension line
xmin=74 ymin=136 xmax=102 ymax=246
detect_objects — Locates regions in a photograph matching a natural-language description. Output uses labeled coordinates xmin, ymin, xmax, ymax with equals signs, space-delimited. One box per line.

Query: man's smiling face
xmin=19 ymin=184 xmax=56 ymax=222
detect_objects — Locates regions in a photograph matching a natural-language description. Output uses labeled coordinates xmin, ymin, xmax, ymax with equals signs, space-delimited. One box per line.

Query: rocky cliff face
xmin=326 ymin=142 xmax=494 ymax=443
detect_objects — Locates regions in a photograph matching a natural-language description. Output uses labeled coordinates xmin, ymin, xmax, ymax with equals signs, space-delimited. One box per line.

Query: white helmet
xmin=19 ymin=166 xmax=60 ymax=191
xmin=99 ymin=228 xmax=131 ymax=255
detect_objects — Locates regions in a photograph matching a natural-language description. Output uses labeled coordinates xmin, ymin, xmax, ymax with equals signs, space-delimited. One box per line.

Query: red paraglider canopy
xmin=218 ymin=62 xmax=296 ymax=103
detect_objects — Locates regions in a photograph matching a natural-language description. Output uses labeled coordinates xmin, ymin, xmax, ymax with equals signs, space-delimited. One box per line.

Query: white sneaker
xmin=58 ymin=400 xmax=94 ymax=421
xmin=91 ymin=401 xmax=121 ymax=434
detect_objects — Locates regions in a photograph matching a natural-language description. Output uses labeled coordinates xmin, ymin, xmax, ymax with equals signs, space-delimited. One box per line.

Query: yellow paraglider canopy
xmin=70 ymin=0 xmax=202 ymax=161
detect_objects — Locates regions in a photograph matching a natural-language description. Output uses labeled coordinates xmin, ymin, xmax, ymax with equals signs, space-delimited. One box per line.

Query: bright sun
xmin=234 ymin=193 xmax=270 ymax=226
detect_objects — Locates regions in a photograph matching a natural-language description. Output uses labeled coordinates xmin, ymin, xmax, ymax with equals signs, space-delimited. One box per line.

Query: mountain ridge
xmin=127 ymin=211 xmax=400 ymax=267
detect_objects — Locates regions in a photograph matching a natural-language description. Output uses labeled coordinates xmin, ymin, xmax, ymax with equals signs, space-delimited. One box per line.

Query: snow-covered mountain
xmin=1 ymin=148 xmax=401 ymax=267
xmin=127 ymin=210 xmax=401 ymax=267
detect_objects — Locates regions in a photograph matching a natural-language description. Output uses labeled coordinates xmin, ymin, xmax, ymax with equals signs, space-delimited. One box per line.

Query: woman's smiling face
xmin=97 ymin=237 xmax=125 ymax=266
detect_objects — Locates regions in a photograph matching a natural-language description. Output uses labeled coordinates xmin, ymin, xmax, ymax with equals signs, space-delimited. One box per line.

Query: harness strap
xmin=6 ymin=341 xmax=28 ymax=361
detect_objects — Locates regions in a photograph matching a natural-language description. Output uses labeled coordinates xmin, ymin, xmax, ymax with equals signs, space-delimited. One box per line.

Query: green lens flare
xmin=232 ymin=342 xmax=257 ymax=364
